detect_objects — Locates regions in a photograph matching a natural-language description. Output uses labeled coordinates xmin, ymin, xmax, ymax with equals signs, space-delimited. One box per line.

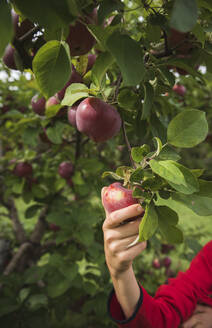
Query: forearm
xmin=110 ymin=266 xmax=141 ymax=319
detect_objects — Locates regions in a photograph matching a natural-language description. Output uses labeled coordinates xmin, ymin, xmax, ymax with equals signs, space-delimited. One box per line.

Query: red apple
xmin=46 ymin=96 xmax=60 ymax=108
xmin=13 ymin=162 xmax=33 ymax=177
xmin=67 ymin=105 xmax=78 ymax=127
xmin=58 ymin=162 xmax=74 ymax=179
xmin=66 ymin=10 xmax=97 ymax=56
xmin=85 ymin=54 xmax=97 ymax=74
xmin=163 ymin=257 xmax=172 ymax=268
xmin=172 ymin=84 xmax=186 ymax=97
xmin=1 ymin=105 xmax=11 ymax=114
xmin=56 ymin=65 xmax=83 ymax=101
xmin=3 ymin=45 xmax=17 ymax=70
xmin=31 ymin=95 xmax=46 ymax=116
xmin=102 ymin=182 xmax=143 ymax=215
xmin=152 ymin=258 xmax=161 ymax=269
xmin=49 ymin=223 xmax=61 ymax=232
xmin=76 ymin=97 xmax=121 ymax=143
xmin=161 ymin=244 xmax=175 ymax=254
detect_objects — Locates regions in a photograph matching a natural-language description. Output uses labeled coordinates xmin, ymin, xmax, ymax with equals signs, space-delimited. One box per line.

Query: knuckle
xmin=104 ymin=232 xmax=114 ymax=245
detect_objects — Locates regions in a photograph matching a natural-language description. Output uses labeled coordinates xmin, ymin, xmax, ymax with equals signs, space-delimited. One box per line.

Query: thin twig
xmin=121 ymin=121 xmax=136 ymax=168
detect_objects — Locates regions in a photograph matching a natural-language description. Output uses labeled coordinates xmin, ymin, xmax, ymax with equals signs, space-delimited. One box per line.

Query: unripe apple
xmin=67 ymin=105 xmax=78 ymax=127
xmin=172 ymin=84 xmax=186 ymax=97
xmin=31 ymin=95 xmax=46 ymax=116
xmin=3 ymin=45 xmax=17 ymax=70
xmin=57 ymin=65 xmax=83 ymax=101
xmin=152 ymin=258 xmax=161 ymax=269
xmin=13 ymin=162 xmax=33 ymax=178
xmin=102 ymin=182 xmax=144 ymax=218
xmin=58 ymin=162 xmax=74 ymax=179
xmin=76 ymin=97 xmax=122 ymax=143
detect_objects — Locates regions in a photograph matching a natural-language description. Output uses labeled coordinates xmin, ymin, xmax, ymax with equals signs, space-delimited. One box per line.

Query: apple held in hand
xmin=76 ymin=97 xmax=121 ymax=143
xmin=102 ymin=182 xmax=144 ymax=216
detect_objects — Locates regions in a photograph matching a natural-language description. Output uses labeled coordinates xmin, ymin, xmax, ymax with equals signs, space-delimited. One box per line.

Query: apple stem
xmin=121 ymin=121 xmax=136 ymax=169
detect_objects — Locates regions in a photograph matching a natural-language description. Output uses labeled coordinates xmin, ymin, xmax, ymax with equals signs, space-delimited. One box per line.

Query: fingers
xmin=103 ymin=204 xmax=144 ymax=228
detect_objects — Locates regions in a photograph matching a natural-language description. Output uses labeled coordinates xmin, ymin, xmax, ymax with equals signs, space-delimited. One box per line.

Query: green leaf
xmin=156 ymin=206 xmax=183 ymax=244
xmin=142 ymin=82 xmax=154 ymax=120
xmin=46 ymin=121 xmax=66 ymax=144
xmin=19 ymin=288 xmax=31 ymax=303
xmin=170 ymin=0 xmax=198 ymax=33
xmin=22 ymin=127 xmax=39 ymax=147
xmin=25 ymin=205 xmax=42 ymax=219
xmin=131 ymin=147 xmax=144 ymax=163
xmin=0 ymin=1 xmax=13 ymax=57
xmin=116 ymin=166 xmax=131 ymax=177
xmin=156 ymin=205 xmax=179 ymax=226
xmin=61 ymin=83 xmax=89 ymax=106
xmin=101 ymin=171 xmax=123 ymax=180
xmin=91 ymin=52 xmax=114 ymax=88
xmin=32 ymin=41 xmax=71 ymax=99
xmin=150 ymin=159 xmax=199 ymax=194
xmin=167 ymin=109 xmax=208 ymax=148
xmin=157 ymin=145 xmax=181 ymax=161
xmin=172 ymin=180 xmax=212 ymax=216
xmin=167 ymin=162 xmax=199 ymax=195
xmin=153 ymin=137 xmax=163 ymax=157
xmin=13 ymin=0 xmax=74 ymax=30
xmin=149 ymin=159 xmax=185 ymax=184
xmin=117 ymin=88 xmax=139 ymax=110
xmin=130 ymin=167 xmax=144 ymax=183
xmin=45 ymin=104 xmax=62 ymax=118
xmin=139 ymin=202 xmax=158 ymax=242
xmin=192 ymin=24 xmax=206 ymax=47
xmin=106 ymin=32 xmax=145 ymax=86
xmin=27 ymin=294 xmax=48 ymax=311
xmin=98 ymin=0 xmax=124 ymax=25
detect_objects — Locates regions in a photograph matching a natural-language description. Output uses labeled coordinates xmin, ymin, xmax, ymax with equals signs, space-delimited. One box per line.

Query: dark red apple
xmin=102 ymin=182 xmax=143 ymax=216
xmin=57 ymin=65 xmax=83 ymax=101
xmin=161 ymin=244 xmax=175 ymax=254
xmin=18 ymin=106 xmax=28 ymax=113
xmin=67 ymin=105 xmax=78 ymax=127
xmin=172 ymin=84 xmax=186 ymax=97
xmin=49 ymin=223 xmax=61 ymax=232
xmin=66 ymin=10 xmax=97 ymax=57
xmin=13 ymin=162 xmax=33 ymax=177
xmin=31 ymin=95 xmax=46 ymax=116
xmin=76 ymin=97 xmax=121 ymax=143
xmin=163 ymin=257 xmax=172 ymax=268
xmin=85 ymin=54 xmax=97 ymax=74
xmin=152 ymin=258 xmax=161 ymax=269
xmin=1 ymin=105 xmax=11 ymax=114
xmin=58 ymin=162 xmax=74 ymax=179
xmin=12 ymin=10 xmax=34 ymax=38
xmin=3 ymin=45 xmax=17 ymax=70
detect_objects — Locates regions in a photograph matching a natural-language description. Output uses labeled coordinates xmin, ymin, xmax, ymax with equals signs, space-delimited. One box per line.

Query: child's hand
xmin=102 ymin=187 xmax=146 ymax=278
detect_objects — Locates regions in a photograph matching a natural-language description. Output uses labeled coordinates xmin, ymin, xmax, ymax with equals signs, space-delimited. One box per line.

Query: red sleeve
xmin=108 ymin=241 xmax=212 ymax=328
